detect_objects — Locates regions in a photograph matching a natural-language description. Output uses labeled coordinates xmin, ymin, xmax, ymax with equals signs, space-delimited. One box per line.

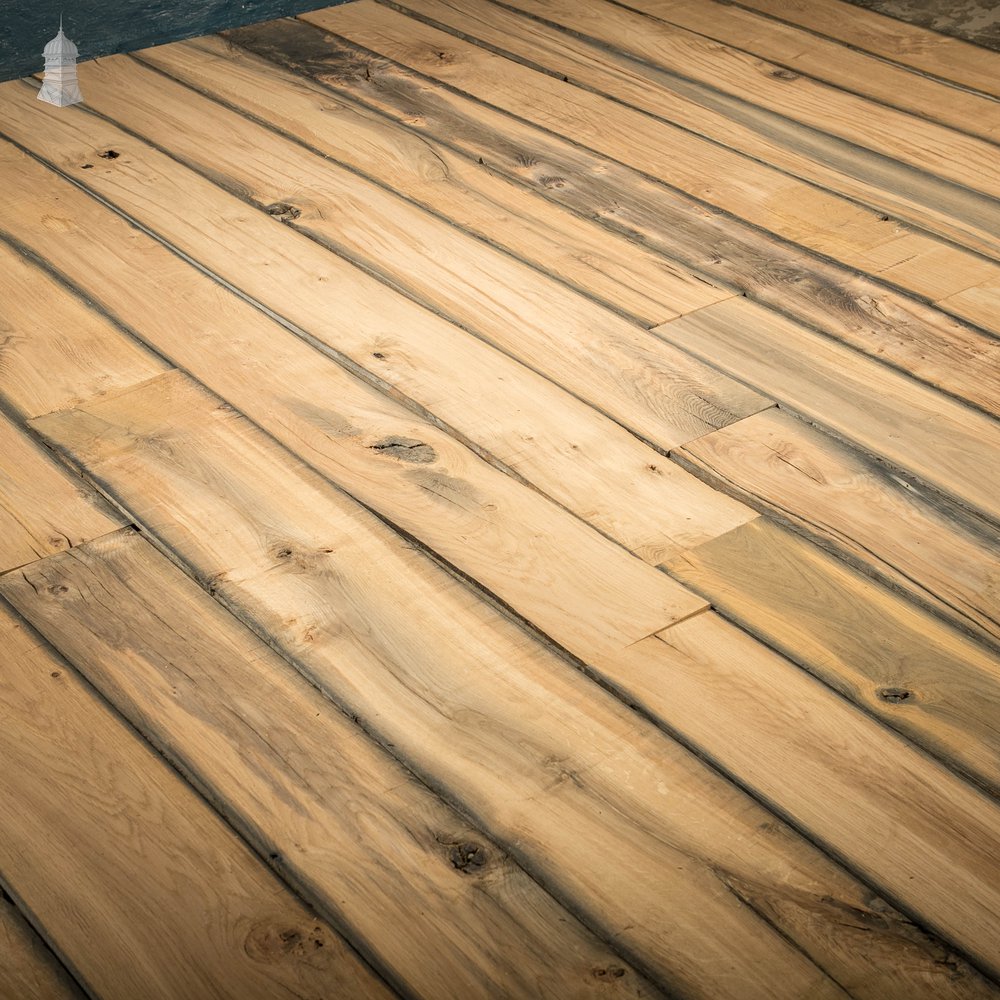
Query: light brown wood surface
xmin=0 ymin=895 xmax=83 ymax=1000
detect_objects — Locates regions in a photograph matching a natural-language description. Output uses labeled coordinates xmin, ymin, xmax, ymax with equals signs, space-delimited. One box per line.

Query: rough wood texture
xmin=0 ymin=602 xmax=392 ymax=1000
xmin=0 ymin=895 xmax=83 ymax=1000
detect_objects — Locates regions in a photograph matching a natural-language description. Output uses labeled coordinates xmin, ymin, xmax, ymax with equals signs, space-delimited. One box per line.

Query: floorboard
xmin=0 ymin=895 xmax=83 ymax=1000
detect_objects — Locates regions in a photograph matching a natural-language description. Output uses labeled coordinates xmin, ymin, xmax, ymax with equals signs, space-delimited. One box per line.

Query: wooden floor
xmin=1 ymin=1 xmax=999 ymax=997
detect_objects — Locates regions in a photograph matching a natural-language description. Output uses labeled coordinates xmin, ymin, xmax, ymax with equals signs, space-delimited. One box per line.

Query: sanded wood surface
xmin=0 ymin=895 xmax=83 ymax=1000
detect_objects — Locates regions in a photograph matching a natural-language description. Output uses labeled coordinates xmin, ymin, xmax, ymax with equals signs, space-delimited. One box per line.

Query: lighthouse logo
xmin=38 ymin=18 xmax=83 ymax=107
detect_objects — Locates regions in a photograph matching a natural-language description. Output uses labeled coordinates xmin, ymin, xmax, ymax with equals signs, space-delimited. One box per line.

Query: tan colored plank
xmin=738 ymin=0 xmax=1000 ymax=98
xmin=1 ymin=528 xmax=660 ymax=1000
xmin=279 ymin=8 xmax=1000 ymax=413
xmin=665 ymin=517 xmax=1000 ymax=794
xmin=0 ymin=895 xmax=83 ymax=1000
xmin=29 ymin=367 xmax=999 ymax=1000
xmin=672 ymin=407 xmax=1000 ymax=650
xmin=653 ymin=297 xmax=1000 ymax=523
xmin=595 ymin=612 xmax=1000 ymax=981
xmin=0 ymin=135 xmax=705 ymax=658
xmin=405 ymin=0 xmax=1000 ymax=264
xmin=142 ymin=36 xmax=730 ymax=328
xmin=939 ymin=278 xmax=1000 ymax=335
xmin=0 ymin=602 xmax=391 ymax=1000
xmin=0 ymin=409 xmax=124 ymax=572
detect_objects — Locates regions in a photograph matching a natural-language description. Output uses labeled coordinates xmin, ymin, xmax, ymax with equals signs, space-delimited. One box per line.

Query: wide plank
xmin=0 ymin=602 xmax=391 ymax=1000
xmin=672 ymin=407 xmax=1000 ymax=650
xmin=29 ymin=367 xmax=999 ymax=1000
xmin=0 ymin=135 xmax=704 ymax=657
xmin=1 ymin=527 xmax=660 ymax=1000
xmin=0 ymin=895 xmax=83 ymax=1000
xmin=235 ymin=15 xmax=1000 ymax=414
xmin=654 ymin=297 xmax=1000 ymax=523
xmin=665 ymin=517 xmax=1000 ymax=795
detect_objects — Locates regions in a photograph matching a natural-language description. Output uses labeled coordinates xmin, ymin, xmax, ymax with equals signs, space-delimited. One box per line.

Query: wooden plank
xmin=0 ymin=602 xmax=391 ymax=1000
xmin=0 ymin=895 xmax=83 ymax=1000
xmin=0 ymin=135 xmax=706 ymax=658
xmin=653 ymin=297 xmax=1000 ymax=524
xmin=596 ymin=612 xmax=1000 ymax=982
xmin=401 ymin=0 xmax=1000 ymax=264
xmin=672 ymin=407 xmax=1000 ymax=651
xmin=736 ymin=0 xmax=1000 ymax=99
xmin=664 ymin=517 xmax=1000 ymax=795
xmin=238 ymin=15 xmax=1000 ymax=415
xmin=0 ymin=408 xmax=124 ymax=572
xmin=1 ymin=527 xmax=661 ymax=1000
xmin=141 ymin=36 xmax=733 ymax=328
xmin=28 ymin=367 xmax=1000 ymax=1000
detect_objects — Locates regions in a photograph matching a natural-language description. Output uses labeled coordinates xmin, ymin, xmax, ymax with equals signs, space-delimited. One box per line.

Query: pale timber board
xmin=653 ymin=298 xmax=1000 ymax=524
xmin=598 ymin=0 xmax=1000 ymax=141
xmin=0 ymin=408 xmax=124 ymax=572
xmin=0 ymin=602 xmax=391 ymax=1000
xmin=255 ymin=14 xmax=1000 ymax=415
xmin=672 ymin=408 xmax=1000 ymax=651
xmin=28 ymin=368 xmax=999 ymax=1000
xmin=0 ymin=136 xmax=705 ymax=658
xmin=736 ymin=0 xmax=1000 ymax=99
xmin=0 ymin=895 xmax=83 ymax=1000
xmin=0 ymin=528 xmax=661 ymax=1000
xmin=400 ymin=0 xmax=1000 ymax=264
xmin=141 ymin=36 xmax=733 ymax=328
xmin=596 ymin=612 xmax=1000 ymax=981
xmin=0 ymin=238 xmax=168 ymax=419
xmin=664 ymin=517 xmax=1000 ymax=795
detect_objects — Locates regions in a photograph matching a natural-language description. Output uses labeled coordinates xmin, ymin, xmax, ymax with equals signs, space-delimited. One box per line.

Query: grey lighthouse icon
xmin=38 ymin=18 xmax=83 ymax=107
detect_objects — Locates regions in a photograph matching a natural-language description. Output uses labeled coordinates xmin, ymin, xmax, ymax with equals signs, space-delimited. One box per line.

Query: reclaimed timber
xmin=1 ymin=527 xmax=660 ymax=1000
xmin=228 ymin=15 xmax=1000 ymax=415
xmin=736 ymin=0 xmax=1000 ymax=99
xmin=0 ymin=135 xmax=706 ymax=657
xmin=28 ymin=367 xmax=999 ymax=1000
xmin=0 ymin=895 xmax=83 ymax=1000
xmin=0 ymin=602 xmax=391 ymax=1000
xmin=672 ymin=408 xmax=1000 ymax=650
xmin=665 ymin=517 xmax=1000 ymax=795
xmin=653 ymin=297 xmax=1000 ymax=523
xmin=400 ymin=0 xmax=1000 ymax=262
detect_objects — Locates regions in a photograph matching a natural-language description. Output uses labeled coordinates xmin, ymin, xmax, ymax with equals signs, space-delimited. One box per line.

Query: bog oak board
xmin=665 ymin=517 xmax=1000 ymax=795
xmin=1 ymin=528 xmax=660 ymax=1000
xmin=0 ymin=895 xmax=83 ymax=1000
xmin=29 ymin=368 xmax=999 ymax=1000
xmin=0 ymin=602 xmax=391 ymax=1000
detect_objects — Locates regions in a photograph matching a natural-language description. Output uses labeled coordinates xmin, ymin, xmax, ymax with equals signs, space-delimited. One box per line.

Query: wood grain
xmin=0 ymin=895 xmax=83 ymax=1000
xmin=0 ymin=602 xmax=392 ymax=1000
xmin=230 ymin=14 xmax=1000 ymax=415
xmin=1 ymin=527 xmax=661 ymax=1000
xmin=29 ymin=367 xmax=999 ymax=1000
xmin=665 ymin=517 xmax=1000 ymax=795
xmin=672 ymin=407 xmax=1000 ymax=650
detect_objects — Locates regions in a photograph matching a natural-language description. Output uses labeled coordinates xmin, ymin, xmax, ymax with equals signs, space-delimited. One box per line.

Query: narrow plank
xmin=1 ymin=528 xmax=660 ymax=1000
xmin=736 ymin=0 xmax=1000 ymax=99
xmin=141 ymin=37 xmax=732 ymax=328
xmin=672 ymin=407 xmax=1000 ymax=650
xmin=596 ymin=612 xmax=1000 ymax=981
xmin=653 ymin=297 xmax=1000 ymax=524
xmin=243 ymin=15 xmax=1000 ymax=414
xmin=0 ymin=894 xmax=83 ymax=1000
xmin=404 ymin=0 xmax=1000 ymax=262
xmin=939 ymin=278 xmax=1000 ymax=335
xmin=0 ymin=136 xmax=705 ymax=658
xmin=0 ymin=409 xmax=125 ymax=572
xmin=598 ymin=0 xmax=1000 ymax=141
xmin=664 ymin=517 xmax=1000 ymax=795
xmin=0 ymin=602 xmax=391 ymax=1000
xmin=28 ymin=367 xmax=1000 ymax=1000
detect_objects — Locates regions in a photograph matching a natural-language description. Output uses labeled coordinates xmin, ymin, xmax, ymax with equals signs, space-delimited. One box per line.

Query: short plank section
xmin=665 ymin=517 xmax=1000 ymax=795
xmin=654 ymin=298 xmax=1000 ymax=524
xmin=0 ymin=895 xmax=83 ymax=1000
xmin=672 ymin=408 xmax=1000 ymax=650
xmin=0 ymin=409 xmax=124 ymax=572
xmin=31 ymin=368 xmax=997 ymax=1000
xmin=0 ymin=603 xmax=391 ymax=1000
xmin=1 ymin=527 xmax=660 ymax=1000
